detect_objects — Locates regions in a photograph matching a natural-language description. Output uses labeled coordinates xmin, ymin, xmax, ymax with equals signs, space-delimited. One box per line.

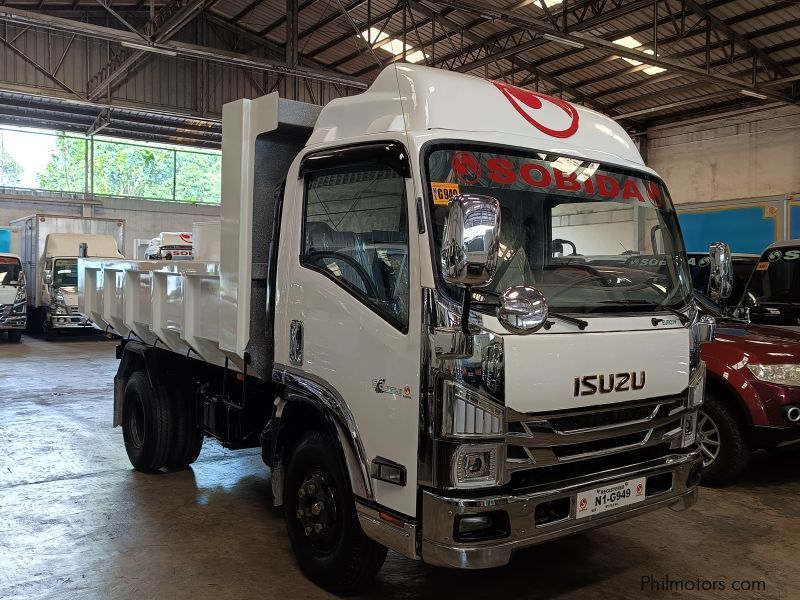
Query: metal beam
xmin=87 ymin=0 xmax=207 ymax=100
xmin=425 ymin=0 xmax=796 ymax=104
xmin=0 ymin=6 xmax=368 ymax=90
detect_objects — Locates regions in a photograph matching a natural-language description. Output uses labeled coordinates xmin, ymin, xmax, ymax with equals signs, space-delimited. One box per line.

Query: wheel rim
xmin=129 ymin=396 xmax=146 ymax=449
xmin=698 ymin=411 xmax=721 ymax=467
xmin=295 ymin=468 xmax=339 ymax=554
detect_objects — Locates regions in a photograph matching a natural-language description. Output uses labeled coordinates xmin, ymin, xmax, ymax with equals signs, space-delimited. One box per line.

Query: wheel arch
xmin=704 ymin=369 xmax=759 ymax=427
xmin=267 ymin=368 xmax=373 ymax=507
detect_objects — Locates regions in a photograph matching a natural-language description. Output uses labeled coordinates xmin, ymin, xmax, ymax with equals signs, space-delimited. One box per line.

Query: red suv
xmin=696 ymin=292 xmax=800 ymax=485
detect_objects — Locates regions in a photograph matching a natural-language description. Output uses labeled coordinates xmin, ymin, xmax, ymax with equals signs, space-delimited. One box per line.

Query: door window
xmin=302 ymin=164 xmax=410 ymax=330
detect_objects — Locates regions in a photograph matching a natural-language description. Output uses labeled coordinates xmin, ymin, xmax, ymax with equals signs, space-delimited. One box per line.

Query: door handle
xmin=290 ymin=320 xmax=303 ymax=366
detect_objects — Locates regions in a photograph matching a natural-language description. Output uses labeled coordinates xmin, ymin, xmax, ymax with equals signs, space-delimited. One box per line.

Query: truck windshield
xmin=743 ymin=248 xmax=800 ymax=305
xmin=425 ymin=144 xmax=692 ymax=315
xmin=0 ymin=256 xmax=21 ymax=285
xmin=53 ymin=258 xmax=78 ymax=287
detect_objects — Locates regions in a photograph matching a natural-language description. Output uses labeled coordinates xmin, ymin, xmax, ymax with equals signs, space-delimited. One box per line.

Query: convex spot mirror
xmin=497 ymin=285 xmax=550 ymax=335
xmin=441 ymin=194 xmax=501 ymax=288
xmin=708 ymin=242 xmax=733 ymax=301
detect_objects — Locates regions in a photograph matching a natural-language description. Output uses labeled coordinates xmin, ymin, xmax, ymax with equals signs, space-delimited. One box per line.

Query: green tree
xmin=0 ymin=147 xmax=23 ymax=187
xmin=37 ymin=133 xmax=221 ymax=204
xmin=175 ymin=150 xmax=221 ymax=204
xmin=37 ymin=133 xmax=87 ymax=192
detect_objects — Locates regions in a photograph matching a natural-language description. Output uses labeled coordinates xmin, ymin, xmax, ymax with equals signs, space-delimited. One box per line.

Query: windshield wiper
xmin=471 ymin=291 xmax=589 ymax=330
xmin=600 ymin=300 xmax=689 ymax=325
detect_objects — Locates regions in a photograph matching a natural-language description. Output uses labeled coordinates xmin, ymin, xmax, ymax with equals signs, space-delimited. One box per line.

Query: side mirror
xmin=43 ymin=272 xmax=52 ymax=285
xmin=708 ymin=242 xmax=733 ymax=301
xmin=497 ymin=285 xmax=549 ymax=335
xmin=441 ymin=194 xmax=501 ymax=288
xmin=695 ymin=314 xmax=717 ymax=344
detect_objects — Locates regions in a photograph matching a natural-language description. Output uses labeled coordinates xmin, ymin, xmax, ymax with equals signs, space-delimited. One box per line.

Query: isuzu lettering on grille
xmin=574 ymin=372 xmax=646 ymax=396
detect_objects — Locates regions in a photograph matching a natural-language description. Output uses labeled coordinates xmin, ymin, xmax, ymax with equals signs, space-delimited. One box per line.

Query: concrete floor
xmin=0 ymin=335 xmax=798 ymax=600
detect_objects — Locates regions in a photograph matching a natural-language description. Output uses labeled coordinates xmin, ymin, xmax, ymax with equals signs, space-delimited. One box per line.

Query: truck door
xmin=278 ymin=143 xmax=421 ymax=517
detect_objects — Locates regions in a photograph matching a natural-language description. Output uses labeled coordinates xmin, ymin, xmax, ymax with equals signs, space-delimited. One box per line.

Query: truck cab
xmin=83 ymin=65 xmax=721 ymax=594
xmin=736 ymin=240 xmax=800 ymax=329
xmin=41 ymin=233 xmax=123 ymax=337
xmin=143 ymin=232 xmax=193 ymax=260
xmin=0 ymin=253 xmax=26 ymax=341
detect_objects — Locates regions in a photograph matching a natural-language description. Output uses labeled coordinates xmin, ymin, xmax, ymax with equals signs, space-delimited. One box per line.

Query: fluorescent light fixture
xmin=360 ymin=27 xmax=427 ymax=63
xmin=542 ymin=33 xmax=585 ymax=49
xmin=740 ymin=89 xmax=768 ymax=100
xmin=121 ymin=41 xmax=177 ymax=57
xmin=612 ymin=36 xmax=666 ymax=75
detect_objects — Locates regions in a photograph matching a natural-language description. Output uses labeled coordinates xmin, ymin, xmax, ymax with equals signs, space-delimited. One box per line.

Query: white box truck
xmin=0 ymin=226 xmax=26 ymax=341
xmin=12 ymin=214 xmax=124 ymax=338
xmin=80 ymin=65 xmax=725 ymax=593
xmin=143 ymin=231 xmax=194 ymax=260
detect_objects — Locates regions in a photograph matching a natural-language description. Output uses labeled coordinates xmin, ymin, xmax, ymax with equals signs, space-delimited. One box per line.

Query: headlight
xmin=747 ymin=364 xmax=800 ymax=387
xmin=14 ymin=285 xmax=25 ymax=303
xmin=688 ymin=361 xmax=706 ymax=408
xmin=452 ymin=443 xmax=500 ymax=489
xmin=442 ymin=379 xmax=504 ymax=438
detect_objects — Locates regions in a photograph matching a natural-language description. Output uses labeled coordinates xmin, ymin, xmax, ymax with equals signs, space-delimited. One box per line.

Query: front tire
xmin=284 ymin=430 xmax=386 ymax=594
xmin=698 ymin=391 xmax=750 ymax=486
xmin=122 ymin=371 xmax=174 ymax=472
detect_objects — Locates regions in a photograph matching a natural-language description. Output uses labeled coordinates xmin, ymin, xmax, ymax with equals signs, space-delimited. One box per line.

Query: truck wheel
xmin=284 ymin=430 xmax=387 ymax=594
xmin=122 ymin=371 xmax=174 ymax=472
xmin=166 ymin=387 xmax=203 ymax=468
xmin=7 ymin=330 xmax=21 ymax=342
xmin=698 ymin=391 xmax=750 ymax=487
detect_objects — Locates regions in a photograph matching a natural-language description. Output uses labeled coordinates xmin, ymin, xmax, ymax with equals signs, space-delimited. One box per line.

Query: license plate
xmin=575 ymin=477 xmax=647 ymax=519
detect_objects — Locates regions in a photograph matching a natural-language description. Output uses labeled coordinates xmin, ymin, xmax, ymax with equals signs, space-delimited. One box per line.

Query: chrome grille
xmin=506 ymin=395 xmax=687 ymax=473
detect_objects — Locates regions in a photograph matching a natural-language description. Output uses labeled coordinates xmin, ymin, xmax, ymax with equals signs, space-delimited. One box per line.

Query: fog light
xmin=453 ymin=510 xmax=510 ymax=542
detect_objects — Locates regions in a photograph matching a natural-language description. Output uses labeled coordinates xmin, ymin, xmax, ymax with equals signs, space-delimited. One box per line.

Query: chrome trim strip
xmin=275 ymin=363 xmax=375 ymax=500
xmin=356 ymin=502 xmax=419 ymax=561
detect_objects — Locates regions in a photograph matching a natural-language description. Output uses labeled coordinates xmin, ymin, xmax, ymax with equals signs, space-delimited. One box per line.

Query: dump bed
xmin=80 ymin=95 xmax=320 ymax=381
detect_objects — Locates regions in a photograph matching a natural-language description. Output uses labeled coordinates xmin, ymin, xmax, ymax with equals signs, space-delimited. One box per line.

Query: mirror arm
xmin=460 ymin=285 xmax=473 ymax=335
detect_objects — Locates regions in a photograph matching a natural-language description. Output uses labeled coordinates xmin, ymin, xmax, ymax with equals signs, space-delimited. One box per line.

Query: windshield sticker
xmin=756 ymin=262 xmax=770 ymax=271
xmin=767 ymin=249 xmax=783 ymax=262
xmin=492 ymin=81 xmax=580 ymax=139
xmin=431 ymin=182 xmax=460 ymax=205
xmin=444 ymin=152 xmax=662 ymax=209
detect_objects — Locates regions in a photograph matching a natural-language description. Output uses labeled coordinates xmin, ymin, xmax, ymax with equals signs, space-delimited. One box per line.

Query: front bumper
xmin=420 ymin=449 xmax=701 ymax=569
xmin=749 ymin=425 xmax=800 ymax=448
xmin=0 ymin=303 xmax=26 ymax=329
xmin=50 ymin=310 xmax=97 ymax=330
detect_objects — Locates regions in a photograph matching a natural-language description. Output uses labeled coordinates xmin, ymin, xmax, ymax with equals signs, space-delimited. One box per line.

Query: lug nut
xmin=307 ymin=483 xmax=316 ymax=494
xmin=298 ymin=488 xmax=305 ymax=498
xmin=314 ymin=523 xmax=323 ymax=533
xmin=304 ymin=526 xmax=312 ymax=536
xmin=296 ymin=510 xmax=304 ymax=519
xmin=311 ymin=501 xmax=324 ymax=516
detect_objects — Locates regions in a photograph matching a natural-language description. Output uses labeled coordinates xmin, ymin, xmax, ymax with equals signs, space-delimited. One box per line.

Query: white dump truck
xmin=143 ymin=231 xmax=194 ymax=260
xmin=80 ymin=65 xmax=725 ymax=593
xmin=12 ymin=214 xmax=124 ymax=338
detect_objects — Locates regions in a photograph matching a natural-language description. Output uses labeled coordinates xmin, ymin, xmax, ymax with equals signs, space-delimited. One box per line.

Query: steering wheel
xmin=550 ymin=263 xmax=615 ymax=287
xmin=306 ymin=250 xmax=380 ymax=299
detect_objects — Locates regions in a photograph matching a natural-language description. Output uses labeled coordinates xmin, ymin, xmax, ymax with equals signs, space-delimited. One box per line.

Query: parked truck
xmin=735 ymin=240 xmax=800 ymax=329
xmin=143 ymin=231 xmax=194 ymax=260
xmin=80 ymin=65 xmax=723 ymax=593
xmin=12 ymin=214 xmax=124 ymax=338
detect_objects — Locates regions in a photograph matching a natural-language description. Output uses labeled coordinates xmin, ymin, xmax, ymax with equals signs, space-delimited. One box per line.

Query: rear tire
xmin=166 ymin=386 xmax=203 ymax=468
xmin=698 ymin=391 xmax=750 ymax=487
xmin=122 ymin=371 xmax=174 ymax=472
xmin=284 ymin=430 xmax=387 ymax=594
xmin=7 ymin=330 xmax=21 ymax=342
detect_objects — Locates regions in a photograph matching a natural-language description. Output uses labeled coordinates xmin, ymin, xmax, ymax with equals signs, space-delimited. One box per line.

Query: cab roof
xmin=309 ymin=64 xmax=646 ymax=171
